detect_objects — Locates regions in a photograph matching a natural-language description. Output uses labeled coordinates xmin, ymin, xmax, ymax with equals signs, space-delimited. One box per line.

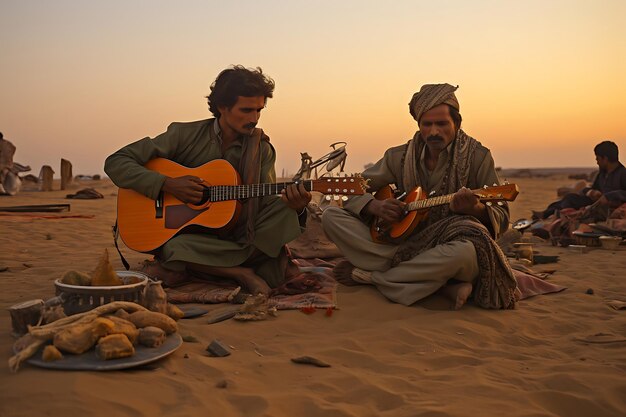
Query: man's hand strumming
xmin=162 ymin=176 xmax=205 ymax=204
xmin=365 ymin=198 xmax=406 ymax=223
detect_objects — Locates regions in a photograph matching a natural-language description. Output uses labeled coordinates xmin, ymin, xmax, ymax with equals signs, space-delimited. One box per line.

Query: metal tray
xmin=20 ymin=333 xmax=182 ymax=371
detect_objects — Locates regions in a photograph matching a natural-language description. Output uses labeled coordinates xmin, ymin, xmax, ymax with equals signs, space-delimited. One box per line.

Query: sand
xmin=0 ymin=175 xmax=625 ymax=417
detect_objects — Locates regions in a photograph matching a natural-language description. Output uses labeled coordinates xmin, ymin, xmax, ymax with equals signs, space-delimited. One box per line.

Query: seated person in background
xmin=534 ymin=141 xmax=626 ymax=219
xmin=321 ymin=83 xmax=517 ymax=310
xmin=104 ymin=65 xmax=311 ymax=296
xmin=0 ymin=132 xmax=17 ymax=195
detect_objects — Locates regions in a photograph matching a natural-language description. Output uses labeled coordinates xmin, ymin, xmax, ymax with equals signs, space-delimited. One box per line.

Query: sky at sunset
xmin=1 ymin=0 xmax=625 ymax=178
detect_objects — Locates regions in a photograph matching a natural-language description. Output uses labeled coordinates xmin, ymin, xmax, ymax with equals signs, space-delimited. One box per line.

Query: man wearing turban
xmin=322 ymin=84 xmax=518 ymax=309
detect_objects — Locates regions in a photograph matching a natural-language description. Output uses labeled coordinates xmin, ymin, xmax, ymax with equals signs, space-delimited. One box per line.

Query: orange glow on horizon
xmin=1 ymin=1 xmax=624 ymax=177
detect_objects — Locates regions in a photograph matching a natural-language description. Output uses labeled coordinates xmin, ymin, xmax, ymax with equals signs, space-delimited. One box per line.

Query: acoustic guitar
xmin=117 ymin=158 xmax=366 ymax=252
xmin=370 ymin=183 xmax=519 ymax=243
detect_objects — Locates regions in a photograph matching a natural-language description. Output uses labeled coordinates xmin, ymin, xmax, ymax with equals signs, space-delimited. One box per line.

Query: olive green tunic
xmin=104 ymin=118 xmax=302 ymax=287
xmin=342 ymin=139 xmax=509 ymax=237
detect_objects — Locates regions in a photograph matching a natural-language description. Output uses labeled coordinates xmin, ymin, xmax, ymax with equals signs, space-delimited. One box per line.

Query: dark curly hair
xmin=206 ymin=65 xmax=275 ymax=118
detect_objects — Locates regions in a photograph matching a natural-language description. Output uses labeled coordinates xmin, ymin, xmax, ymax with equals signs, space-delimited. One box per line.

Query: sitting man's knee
xmin=321 ymin=206 xmax=344 ymax=228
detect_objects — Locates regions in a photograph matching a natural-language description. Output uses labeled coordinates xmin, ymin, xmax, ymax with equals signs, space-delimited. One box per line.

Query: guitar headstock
xmin=311 ymin=175 xmax=368 ymax=196
xmin=473 ymin=183 xmax=519 ymax=202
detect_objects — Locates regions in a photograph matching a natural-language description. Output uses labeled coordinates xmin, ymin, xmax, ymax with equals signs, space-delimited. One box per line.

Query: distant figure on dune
xmin=104 ymin=66 xmax=311 ymax=296
xmin=0 ymin=131 xmax=19 ymax=196
xmin=533 ymin=141 xmax=626 ymax=220
xmin=322 ymin=84 xmax=517 ymax=310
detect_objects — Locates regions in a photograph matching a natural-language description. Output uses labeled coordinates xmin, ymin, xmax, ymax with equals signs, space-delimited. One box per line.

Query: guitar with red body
xmin=370 ymin=183 xmax=519 ymax=243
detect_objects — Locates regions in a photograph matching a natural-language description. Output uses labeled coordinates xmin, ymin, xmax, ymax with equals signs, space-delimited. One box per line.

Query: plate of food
xmin=17 ymin=333 xmax=182 ymax=371
xmin=9 ymin=298 xmax=184 ymax=373
xmin=8 ymin=249 xmax=187 ymax=373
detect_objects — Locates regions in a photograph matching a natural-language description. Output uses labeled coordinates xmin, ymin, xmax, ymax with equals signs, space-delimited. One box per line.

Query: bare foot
xmin=234 ymin=268 xmax=271 ymax=297
xmin=332 ymin=260 xmax=361 ymax=286
xmin=189 ymin=264 xmax=270 ymax=297
xmin=139 ymin=259 xmax=190 ymax=287
xmin=439 ymin=282 xmax=473 ymax=310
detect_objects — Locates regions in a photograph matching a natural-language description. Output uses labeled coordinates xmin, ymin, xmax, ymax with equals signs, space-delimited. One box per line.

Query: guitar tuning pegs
xmin=493 ymin=183 xmax=497 ymax=186
xmin=486 ymin=201 xmax=493 ymax=206
xmin=497 ymin=201 xmax=504 ymax=206
xmin=325 ymin=195 xmax=332 ymax=201
xmin=341 ymin=196 xmax=348 ymax=201
xmin=333 ymin=195 xmax=340 ymax=201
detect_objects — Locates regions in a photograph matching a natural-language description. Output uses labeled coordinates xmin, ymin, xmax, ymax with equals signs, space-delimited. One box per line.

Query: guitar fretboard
xmin=209 ymin=181 xmax=314 ymax=202
xmin=406 ymin=188 xmax=509 ymax=212
xmin=406 ymin=193 xmax=455 ymax=212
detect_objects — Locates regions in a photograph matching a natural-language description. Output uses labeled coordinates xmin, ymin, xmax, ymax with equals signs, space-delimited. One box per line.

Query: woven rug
xmin=165 ymin=258 xmax=339 ymax=310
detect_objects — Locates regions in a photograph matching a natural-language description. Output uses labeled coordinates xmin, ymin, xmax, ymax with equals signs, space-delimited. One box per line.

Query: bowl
xmin=54 ymin=271 xmax=149 ymax=315
xmin=567 ymin=244 xmax=589 ymax=254
xmin=572 ymin=231 xmax=602 ymax=247
xmin=599 ymin=235 xmax=622 ymax=250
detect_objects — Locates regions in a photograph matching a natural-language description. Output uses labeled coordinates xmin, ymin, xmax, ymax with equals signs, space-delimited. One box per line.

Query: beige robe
xmin=322 ymin=135 xmax=511 ymax=305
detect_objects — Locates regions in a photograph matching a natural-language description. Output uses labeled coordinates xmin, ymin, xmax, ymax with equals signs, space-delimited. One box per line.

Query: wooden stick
xmin=8 ymin=338 xmax=47 ymax=373
xmin=28 ymin=313 xmax=100 ymax=339
xmin=28 ymin=301 xmax=147 ymax=334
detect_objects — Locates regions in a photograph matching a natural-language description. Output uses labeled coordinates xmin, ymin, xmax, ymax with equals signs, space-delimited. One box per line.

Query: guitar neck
xmin=406 ymin=193 xmax=455 ymax=212
xmin=208 ymin=180 xmax=313 ymax=202
xmin=405 ymin=186 xmax=513 ymax=212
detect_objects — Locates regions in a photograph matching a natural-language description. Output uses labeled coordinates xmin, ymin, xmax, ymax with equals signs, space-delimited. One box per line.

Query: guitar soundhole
xmin=198 ymin=187 xmax=211 ymax=205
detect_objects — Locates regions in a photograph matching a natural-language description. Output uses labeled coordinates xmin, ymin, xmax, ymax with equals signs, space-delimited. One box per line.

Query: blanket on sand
xmin=165 ymin=258 xmax=338 ymax=310
xmin=164 ymin=257 xmax=564 ymax=309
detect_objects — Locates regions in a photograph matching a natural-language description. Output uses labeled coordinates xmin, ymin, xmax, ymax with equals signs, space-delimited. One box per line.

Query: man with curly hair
xmin=105 ymin=66 xmax=311 ymax=295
